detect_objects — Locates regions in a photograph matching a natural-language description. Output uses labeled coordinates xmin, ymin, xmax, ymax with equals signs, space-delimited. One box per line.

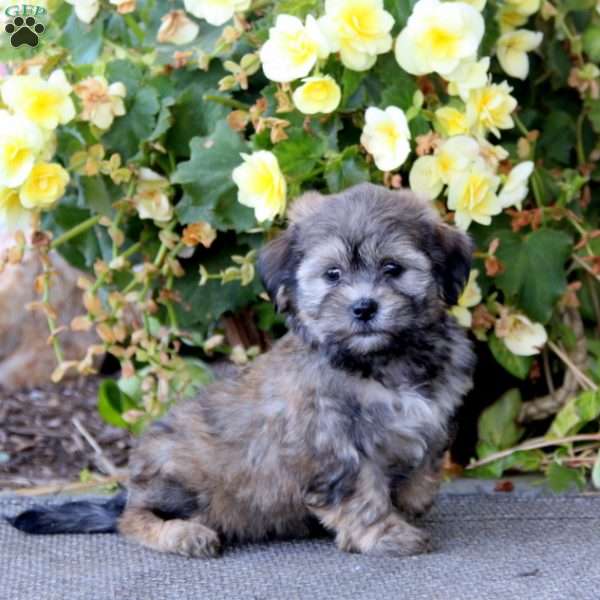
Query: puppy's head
xmin=259 ymin=183 xmax=472 ymax=360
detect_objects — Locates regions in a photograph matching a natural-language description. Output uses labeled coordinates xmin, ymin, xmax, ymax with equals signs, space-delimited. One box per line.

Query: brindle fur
xmin=117 ymin=183 xmax=475 ymax=558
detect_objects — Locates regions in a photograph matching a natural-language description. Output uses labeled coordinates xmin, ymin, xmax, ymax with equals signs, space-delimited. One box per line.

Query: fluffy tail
xmin=6 ymin=491 xmax=127 ymax=535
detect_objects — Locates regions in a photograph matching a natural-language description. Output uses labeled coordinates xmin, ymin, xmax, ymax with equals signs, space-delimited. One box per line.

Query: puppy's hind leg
xmin=119 ymin=507 xmax=221 ymax=558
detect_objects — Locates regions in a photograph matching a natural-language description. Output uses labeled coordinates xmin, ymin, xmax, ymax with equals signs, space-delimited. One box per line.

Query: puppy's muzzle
xmin=351 ymin=298 xmax=379 ymax=322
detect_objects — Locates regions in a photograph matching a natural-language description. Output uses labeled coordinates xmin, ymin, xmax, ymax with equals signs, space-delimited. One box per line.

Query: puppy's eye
xmin=382 ymin=262 xmax=404 ymax=277
xmin=324 ymin=267 xmax=342 ymax=283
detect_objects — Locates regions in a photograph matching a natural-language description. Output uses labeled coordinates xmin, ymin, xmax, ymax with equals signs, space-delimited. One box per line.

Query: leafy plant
xmin=1 ymin=0 xmax=599 ymax=487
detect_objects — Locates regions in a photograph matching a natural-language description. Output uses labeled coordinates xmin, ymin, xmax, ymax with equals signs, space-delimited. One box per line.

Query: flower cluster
xmin=0 ymin=70 xmax=73 ymax=232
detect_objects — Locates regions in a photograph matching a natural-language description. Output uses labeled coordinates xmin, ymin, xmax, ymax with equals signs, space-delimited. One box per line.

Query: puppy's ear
xmin=258 ymin=227 xmax=299 ymax=313
xmin=430 ymin=223 xmax=473 ymax=306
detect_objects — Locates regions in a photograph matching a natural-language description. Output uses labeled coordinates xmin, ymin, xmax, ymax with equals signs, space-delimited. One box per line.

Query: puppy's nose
xmin=351 ymin=298 xmax=378 ymax=322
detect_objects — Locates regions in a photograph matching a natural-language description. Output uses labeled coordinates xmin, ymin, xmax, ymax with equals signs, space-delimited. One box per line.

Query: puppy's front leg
xmin=392 ymin=456 xmax=443 ymax=519
xmin=306 ymin=461 xmax=431 ymax=557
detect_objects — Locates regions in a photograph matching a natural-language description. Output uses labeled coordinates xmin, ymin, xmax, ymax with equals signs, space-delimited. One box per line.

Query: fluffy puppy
xmin=10 ymin=183 xmax=475 ymax=558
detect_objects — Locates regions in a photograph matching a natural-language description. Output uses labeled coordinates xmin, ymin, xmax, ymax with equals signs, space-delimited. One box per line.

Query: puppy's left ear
xmin=257 ymin=227 xmax=299 ymax=313
xmin=430 ymin=223 xmax=473 ymax=306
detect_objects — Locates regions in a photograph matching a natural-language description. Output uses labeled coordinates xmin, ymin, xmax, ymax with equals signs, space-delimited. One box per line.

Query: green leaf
xmin=341 ymin=69 xmax=366 ymax=108
xmin=325 ymin=150 xmax=370 ymax=192
xmin=494 ymin=228 xmax=572 ymax=323
xmin=375 ymin=54 xmax=417 ymax=110
xmin=583 ymin=25 xmax=600 ymax=62
xmin=60 ymin=12 xmax=103 ymax=65
xmin=549 ymin=390 xmax=600 ymax=437
xmin=173 ymin=121 xmax=254 ymax=231
xmin=98 ymin=379 xmax=136 ymax=429
xmin=79 ymin=176 xmax=113 ymax=216
xmin=546 ymin=461 xmax=586 ymax=493
xmin=273 ymin=0 xmax=320 ymax=17
xmin=538 ymin=111 xmax=577 ymax=166
xmin=166 ymin=87 xmax=229 ymax=157
xmin=149 ymin=97 xmax=175 ymax=141
xmin=384 ymin=0 xmax=417 ymax=30
xmin=478 ymin=388 xmax=525 ymax=449
xmin=105 ymin=59 xmax=144 ymax=96
xmin=488 ymin=334 xmax=533 ymax=380
xmin=272 ymin=129 xmax=327 ymax=180
xmin=103 ymin=86 xmax=161 ymax=158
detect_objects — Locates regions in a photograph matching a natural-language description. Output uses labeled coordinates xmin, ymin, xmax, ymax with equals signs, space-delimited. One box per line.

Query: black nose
xmin=351 ymin=298 xmax=378 ymax=322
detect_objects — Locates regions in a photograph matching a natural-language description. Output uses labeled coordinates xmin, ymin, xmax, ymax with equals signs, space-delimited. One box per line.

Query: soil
xmin=0 ymin=377 xmax=131 ymax=490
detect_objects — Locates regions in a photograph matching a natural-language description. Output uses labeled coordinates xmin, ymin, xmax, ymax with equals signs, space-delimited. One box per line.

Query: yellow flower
xmin=497 ymin=30 xmax=543 ymax=80
xmin=450 ymin=269 xmax=481 ymax=327
xmin=435 ymin=106 xmax=470 ymax=136
xmin=1 ymin=70 xmax=75 ymax=130
xmin=498 ymin=161 xmax=534 ymax=209
xmin=446 ymin=56 xmax=490 ymax=100
xmin=0 ymin=111 xmax=44 ymax=187
xmin=259 ymin=15 xmax=329 ymax=83
xmin=409 ymin=155 xmax=444 ymax=199
xmin=292 ymin=75 xmax=341 ymax=114
xmin=19 ymin=162 xmax=70 ymax=210
xmin=183 ymin=0 xmax=250 ymax=26
xmin=395 ymin=0 xmax=484 ymax=76
xmin=319 ymin=0 xmax=394 ymax=71
xmin=435 ymin=135 xmax=480 ymax=183
xmin=157 ymin=10 xmax=199 ymax=45
xmin=65 ymin=0 xmax=100 ymax=23
xmin=495 ymin=308 xmax=547 ymax=356
xmin=496 ymin=5 xmax=528 ymax=32
xmin=409 ymin=135 xmax=480 ymax=199
xmin=466 ymin=81 xmax=517 ymax=138
xmin=74 ymin=76 xmax=127 ymax=130
xmin=504 ymin=0 xmax=541 ymax=16
xmin=133 ymin=168 xmax=173 ymax=222
xmin=0 ymin=186 xmax=31 ymax=233
xmin=232 ymin=151 xmax=287 ymax=222
xmin=447 ymin=163 xmax=501 ymax=229
xmin=360 ymin=106 xmax=411 ymax=172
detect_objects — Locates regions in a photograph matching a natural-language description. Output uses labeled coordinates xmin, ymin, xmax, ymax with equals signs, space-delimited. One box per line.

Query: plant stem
xmin=203 ymin=94 xmax=249 ymax=110
xmin=50 ymin=215 xmax=102 ymax=250
xmin=42 ymin=264 xmax=64 ymax=364
xmin=466 ymin=434 xmax=600 ymax=470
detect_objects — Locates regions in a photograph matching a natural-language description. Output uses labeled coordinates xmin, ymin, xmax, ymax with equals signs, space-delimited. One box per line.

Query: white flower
xmin=360 ymin=106 xmax=411 ymax=172
xmin=232 ymin=151 xmax=287 ymax=222
xmin=0 ymin=186 xmax=31 ymax=233
xmin=447 ymin=162 xmax=501 ymax=229
xmin=435 ymin=135 xmax=480 ymax=184
xmin=395 ymin=0 xmax=484 ymax=76
xmin=497 ymin=29 xmax=543 ymax=80
xmin=410 ymin=155 xmax=444 ymax=199
xmin=183 ymin=0 xmax=250 ymax=26
xmin=496 ymin=309 xmax=547 ymax=356
xmin=157 ymin=10 xmax=200 ymax=45
xmin=74 ymin=76 xmax=127 ymax=130
xmin=479 ymin=139 xmax=509 ymax=169
xmin=133 ymin=168 xmax=173 ymax=222
xmin=65 ymin=0 xmax=100 ymax=23
xmin=452 ymin=0 xmax=486 ymax=9
xmin=466 ymin=81 xmax=517 ymax=138
xmin=319 ymin=0 xmax=394 ymax=71
xmin=292 ymin=75 xmax=341 ymax=114
xmin=0 ymin=111 xmax=44 ymax=188
xmin=450 ymin=269 xmax=482 ymax=327
xmin=409 ymin=135 xmax=480 ymax=199
xmin=446 ymin=56 xmax=490 ymax=100
xmin=435 ymin=106 xmax=470 ymax=136
xmin=498 ymin=161 xmax=534 ymax=209
xmin=259 ymin=15 xmax=329 ymax=83
xmin=1 ymin=70 xmax=75 ymax=130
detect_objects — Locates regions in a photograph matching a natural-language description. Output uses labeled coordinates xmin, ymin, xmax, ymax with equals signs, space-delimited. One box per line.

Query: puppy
xmin=10 ymin=183 xmax=475 ymax=558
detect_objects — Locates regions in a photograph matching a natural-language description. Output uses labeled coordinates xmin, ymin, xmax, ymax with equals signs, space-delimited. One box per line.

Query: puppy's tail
xmin=6 ymin=490 xmax=126 ymax=535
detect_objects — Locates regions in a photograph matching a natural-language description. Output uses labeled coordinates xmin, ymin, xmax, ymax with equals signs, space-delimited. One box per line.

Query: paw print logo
xmin=5 ymin=16 xmax=45 ymax=48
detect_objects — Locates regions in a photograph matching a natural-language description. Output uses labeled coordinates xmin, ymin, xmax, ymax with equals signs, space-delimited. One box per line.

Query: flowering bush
xmin=1 ymin=0 xmax=600 ymax=488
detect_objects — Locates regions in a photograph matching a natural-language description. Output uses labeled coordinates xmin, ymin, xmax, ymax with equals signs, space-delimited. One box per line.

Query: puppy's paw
xmin=162 ymin=520 xmax=222 ymax=558
xmin=369 ymin=522 xmax=432 ymax=557
xmin=396 ymin=496 xmax=435 ymax=521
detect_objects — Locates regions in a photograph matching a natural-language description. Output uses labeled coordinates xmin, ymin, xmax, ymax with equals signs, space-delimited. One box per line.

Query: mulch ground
xmin=0 ymin=377 xmax=131 ymax=490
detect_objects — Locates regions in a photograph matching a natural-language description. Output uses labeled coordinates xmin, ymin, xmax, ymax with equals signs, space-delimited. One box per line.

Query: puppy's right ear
xmin=258 ymin=227 xmax=299 ymax=313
